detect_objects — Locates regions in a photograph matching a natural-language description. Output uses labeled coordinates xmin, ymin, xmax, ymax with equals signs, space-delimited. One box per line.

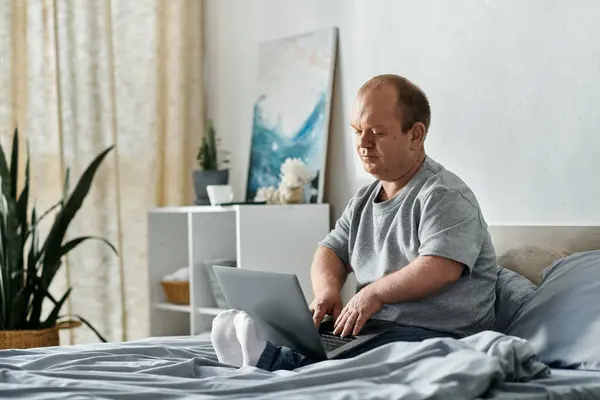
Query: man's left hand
xmin=333 ymin=286 xmax=383 ymax=337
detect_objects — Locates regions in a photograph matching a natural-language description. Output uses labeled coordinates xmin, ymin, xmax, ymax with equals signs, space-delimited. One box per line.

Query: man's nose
xmin=358 ymin=132 xmax=373 ymax=148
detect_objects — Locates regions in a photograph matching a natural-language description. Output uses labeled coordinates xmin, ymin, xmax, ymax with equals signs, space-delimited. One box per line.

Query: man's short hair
xmin=359 ymin=74 xmax=431 ymax=133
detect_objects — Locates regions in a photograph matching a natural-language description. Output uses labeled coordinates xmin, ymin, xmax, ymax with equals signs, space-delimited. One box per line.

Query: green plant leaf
xmin=24 ymin=270 xmax=59 ymax=329
xmin=1 ymin=131 xmax=116 ymax=336
xmin=10 ymin=270 xmax=23 ymax=279
xmin=26 ymin=272 xmax=56 ymax=299
xmin=0 ymin=137 xmax=13 ymax=196
xmin=26 ymin=200 xmax=62 ymax=241
xmin=9 ymin=263 xmax=43 ymax=329
xmin=43 ymin=236 xmax=117 ymax=298
xmin=64 ymin=314 xmax=108 ymax=342
xmin=17 ymin=157 xmax=29 ymax=226
xmin=28 ymin=146 xmax=113 ymax=325
xmin=40 ymin=146 xmax=114 ymax=288
xmin=62 ymin=168 xmax=70 ymax=203
xmin=197 ymin=120 xmax=225 ymax=171
xmin=27 ymin=206 xmax=37 ymax=276
xmin=40 ymin=236 xmax=118 ymax=288
xmin=16 ymin=156 xmax=29 ymax=275
xmin=9 ymin=283 xmax=31 ymax=329
xmin=0 ymin=130 xmax=22 ymax=330
xmin=19 ymin=206 xmax=39 ymax=329
xmin=66 ymin=236 xmax=118 ymax=255
xmin=39 ymin=287 xmax=72 ymax=329
xmin=28 ymin=260 xmax=58 ymax=328
xmin=208 ymin=122 xmax=218 ymax=170
xmin=0 ymin=210 xmax=7 ymax=328
xmin=9 ymin=128 xmax=18 ymax=200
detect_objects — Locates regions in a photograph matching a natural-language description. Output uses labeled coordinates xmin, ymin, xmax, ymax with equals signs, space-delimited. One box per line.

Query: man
xmin=211 ymin=74 xmax=497 ymax=371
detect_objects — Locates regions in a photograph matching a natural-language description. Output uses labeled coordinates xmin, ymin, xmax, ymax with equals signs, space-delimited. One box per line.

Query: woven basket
xmin=160 ymin=280 xmax=190 ymax=305
xmin=0 ymin=320 xmax=82 ymax=350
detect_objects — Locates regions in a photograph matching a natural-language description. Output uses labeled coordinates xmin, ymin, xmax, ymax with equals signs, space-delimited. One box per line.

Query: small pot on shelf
xmin=192 ymin=169 xmax=229 ymax=205
xmin=193 ymin=119 xmax=230 ymax=205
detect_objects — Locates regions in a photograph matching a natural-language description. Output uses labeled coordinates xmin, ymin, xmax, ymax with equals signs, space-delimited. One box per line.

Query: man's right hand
xmin=309 ymin=291 xmax=342 ymax=328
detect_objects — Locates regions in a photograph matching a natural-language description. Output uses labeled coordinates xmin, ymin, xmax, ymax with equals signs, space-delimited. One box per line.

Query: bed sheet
xmin=0 ymin=331 xmax=598 ymax=399
xmin=484 ymin=368 xmax=600 ymax=399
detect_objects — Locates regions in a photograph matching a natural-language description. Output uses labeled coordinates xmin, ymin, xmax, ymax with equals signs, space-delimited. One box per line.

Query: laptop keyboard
xmin=320 ymin=334 xmax=356 ymax=352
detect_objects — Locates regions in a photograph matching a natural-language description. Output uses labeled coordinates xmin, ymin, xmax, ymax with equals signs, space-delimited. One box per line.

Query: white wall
xmin=204 ymin=0 xmax=600 ymax=225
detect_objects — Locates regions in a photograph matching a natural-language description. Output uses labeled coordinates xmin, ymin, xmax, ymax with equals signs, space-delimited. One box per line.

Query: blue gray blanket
xmin=0 ymin=331 xmax=552 ymax=399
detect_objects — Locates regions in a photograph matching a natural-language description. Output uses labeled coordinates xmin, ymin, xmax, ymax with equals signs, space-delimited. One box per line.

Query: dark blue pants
xmin=256 ymin=324 xmax=457 ymax=371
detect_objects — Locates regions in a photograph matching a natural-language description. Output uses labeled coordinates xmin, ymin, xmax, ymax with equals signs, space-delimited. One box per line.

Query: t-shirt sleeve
xmin=318 ymin=198 xmax=353 ymax=266
xmin=418 ymin=188 xmax=485 ymax=272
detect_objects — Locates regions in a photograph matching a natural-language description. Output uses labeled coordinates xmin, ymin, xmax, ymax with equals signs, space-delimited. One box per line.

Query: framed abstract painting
xmin=245 ymin=27 xmax=338 ymax=203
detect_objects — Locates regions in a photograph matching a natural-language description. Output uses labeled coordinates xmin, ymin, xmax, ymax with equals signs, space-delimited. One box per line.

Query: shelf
xmin=148 ymin=204 xmax=330 ymax=215
xmin=153 ymin=303 xmax=224 ymax=315
xmin=197 ymin=307 xmax=226 ymax=315
xmin=154 ymin=302 xmax=191 ymax=313
xmin=148 ymin=205 xmax=235 ymax=214
xmin=148 ymin=203 xmax=330 ymax=337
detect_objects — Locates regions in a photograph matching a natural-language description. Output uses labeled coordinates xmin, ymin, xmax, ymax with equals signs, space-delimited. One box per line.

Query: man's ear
xmin=410 ymin=122 xmax=426 ymax=147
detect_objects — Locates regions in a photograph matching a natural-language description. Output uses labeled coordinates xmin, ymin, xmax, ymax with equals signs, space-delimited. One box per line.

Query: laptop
xmin=212 ymin=266 xmax=394 ymax=361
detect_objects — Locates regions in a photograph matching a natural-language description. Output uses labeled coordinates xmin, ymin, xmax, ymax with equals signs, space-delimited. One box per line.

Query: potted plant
xmin=193 ymin=119 xmax=230 ymax=205
xmin=0 ymin=128 xmax=116 ymax=349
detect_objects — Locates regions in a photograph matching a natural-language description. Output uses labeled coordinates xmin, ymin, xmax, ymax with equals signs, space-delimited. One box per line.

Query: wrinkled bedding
xmin=486 ymin=368 xmax=600 ymax=399
xmin=0 ymin=331 xmax=597 ymax=399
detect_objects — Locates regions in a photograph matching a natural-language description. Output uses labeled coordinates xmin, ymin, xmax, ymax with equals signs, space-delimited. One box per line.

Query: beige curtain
xmin=0 ymin=0 xmax=203 ymax=344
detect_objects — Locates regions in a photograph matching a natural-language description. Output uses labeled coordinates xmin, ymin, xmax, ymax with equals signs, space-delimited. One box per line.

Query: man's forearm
xmin=310 ymin=246 xmax=349 ymax=295
xmin=366 ymin=256 xmax=464 ymax=304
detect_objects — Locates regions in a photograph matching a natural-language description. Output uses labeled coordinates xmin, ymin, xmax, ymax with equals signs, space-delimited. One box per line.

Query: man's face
xmin=350 ymin=85 xmax=421 ymax=181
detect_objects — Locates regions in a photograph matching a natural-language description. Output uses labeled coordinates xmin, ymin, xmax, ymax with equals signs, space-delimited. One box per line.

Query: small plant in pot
xmin=193 ymin=119 xmax=230 ymax=205
xmin=0 ymin=128 xmax=116 ymax=349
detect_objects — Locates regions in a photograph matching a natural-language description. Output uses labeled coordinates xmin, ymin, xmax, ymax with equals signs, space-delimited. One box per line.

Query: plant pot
xmin=192 ymin=169 xmax=229 ymax=205
xmin=0 ymin=320 xmax=81 ymax=349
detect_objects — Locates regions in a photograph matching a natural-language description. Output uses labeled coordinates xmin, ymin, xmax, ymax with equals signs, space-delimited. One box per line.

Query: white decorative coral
xmin=255 ymin=158 xmax=314 ymax=204
xmin=255 ymin=186 xmax=278 ymax=203
xmin=279 ymin=157 xmax=315 ymax=188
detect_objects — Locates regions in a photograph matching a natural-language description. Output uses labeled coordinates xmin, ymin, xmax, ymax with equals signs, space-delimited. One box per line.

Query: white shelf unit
xmin=148 ymin=204 xmax=331 ymax=337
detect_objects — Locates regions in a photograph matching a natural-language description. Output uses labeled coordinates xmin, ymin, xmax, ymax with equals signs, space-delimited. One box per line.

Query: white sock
xmin=233 ymin=311 xmax=267 ymax=367
xmin=211 ymin=309 xmax=243 ymax=367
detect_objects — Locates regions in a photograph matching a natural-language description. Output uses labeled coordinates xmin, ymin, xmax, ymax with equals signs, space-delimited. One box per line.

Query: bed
xmin=1 ymin=225 xmax=600 ymax=399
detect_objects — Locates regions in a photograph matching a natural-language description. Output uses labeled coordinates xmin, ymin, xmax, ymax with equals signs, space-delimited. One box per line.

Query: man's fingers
xmin=334 ymin=305 xmax=349 ymax=330
xmin=332 ymin=303 xmax=342 ymax=322
xmin=353 ymin=314 xmax=368 ymax=336
xmin=333 ymin=310 xmax=348 ymax=335
xmin=333 ymin=308 xmax=342 ymax=330
xmin=312 ymin=307 xmax=326 ymax=328
xmin=341 ymin=312 xmax=358 ymax=338
xmin=333 ymin=311 xmax=343 ymax=332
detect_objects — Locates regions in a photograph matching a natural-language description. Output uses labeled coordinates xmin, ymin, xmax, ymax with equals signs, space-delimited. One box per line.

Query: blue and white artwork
xmin=246 ymin=27 xmax=337 ymax=203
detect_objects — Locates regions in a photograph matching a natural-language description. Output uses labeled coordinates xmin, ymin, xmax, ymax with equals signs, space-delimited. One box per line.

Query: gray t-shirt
xmin=320 ymin=156 xmax=497 ymax=337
